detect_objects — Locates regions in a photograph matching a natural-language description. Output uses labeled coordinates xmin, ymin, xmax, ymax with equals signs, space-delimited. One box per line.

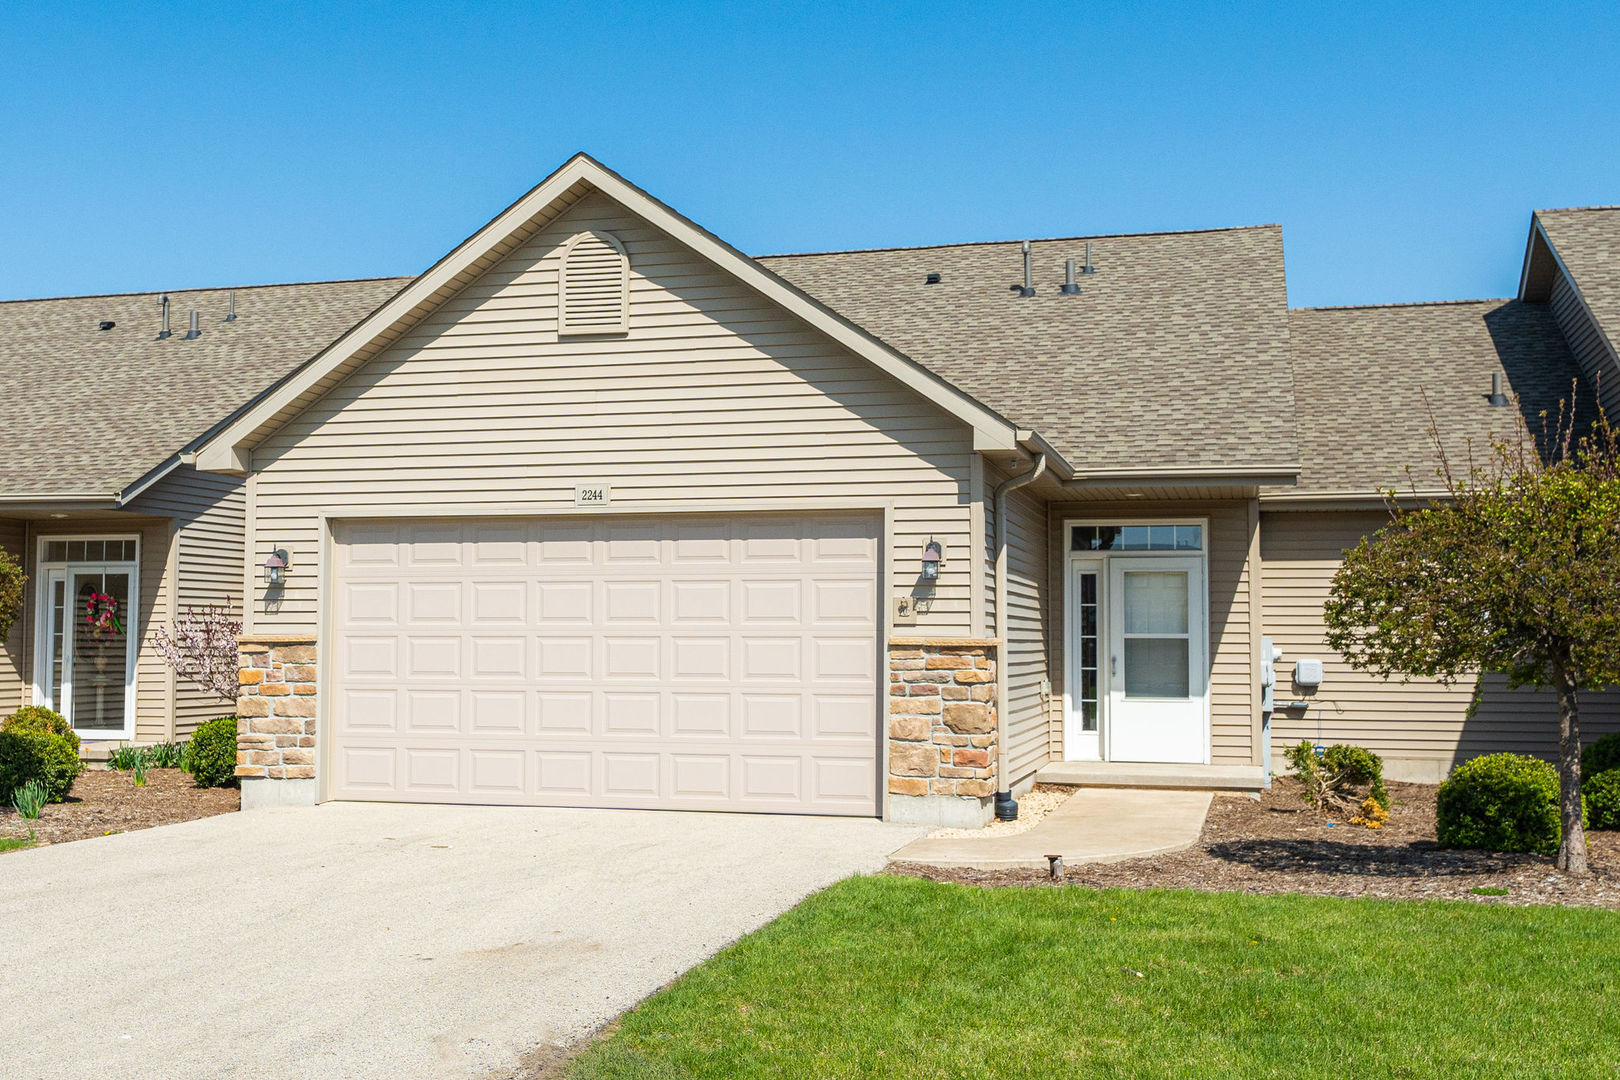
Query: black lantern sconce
xmin=263 ymin=548 xmax=290 ymax=586
xmin=921 ymin=539 xmax=944 ymax=582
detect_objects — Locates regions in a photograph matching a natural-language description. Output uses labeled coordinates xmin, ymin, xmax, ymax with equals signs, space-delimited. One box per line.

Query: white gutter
xmin=992 ymin=450 xmax=1046 ymax=818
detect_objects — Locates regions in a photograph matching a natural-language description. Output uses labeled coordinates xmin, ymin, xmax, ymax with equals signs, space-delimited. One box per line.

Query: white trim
xmin=195 ymin=153 xmax=1034 ymax=475
xmin=1060 ymin=517 xmax=1211 ymax=765
xmin=31 ymin=532 xmax=141 ymax=741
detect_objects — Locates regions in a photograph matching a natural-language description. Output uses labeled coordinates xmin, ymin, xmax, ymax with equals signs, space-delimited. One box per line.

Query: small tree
xmin=0 ymin=548 xmax=24 ymax=641
xmin=153 ymin=602 xmax=242 ymax=704
xmin=1324 ymin=402 xmax=1620 ymax=874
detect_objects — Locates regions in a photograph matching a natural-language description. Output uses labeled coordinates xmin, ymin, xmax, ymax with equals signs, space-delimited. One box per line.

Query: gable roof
xmin=1271 ymin=299 xmax=1591 ymax=500
xmin=0 ymin=277 xmax=407 ymax=500
xmin=195 ymin=153 xmax=1035 ymax=475
xmin=1522 ymin=206 xmax=1620 ymax=351
xmin=759 ymin=226 xmax=1299 ymax=478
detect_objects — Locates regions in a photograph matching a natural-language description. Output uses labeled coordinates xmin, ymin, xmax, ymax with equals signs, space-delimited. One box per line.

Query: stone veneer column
xmin=235 ymin=635 xmax=319 ymax=808
xmin=887 ymin=637 xmax=998 ymax=828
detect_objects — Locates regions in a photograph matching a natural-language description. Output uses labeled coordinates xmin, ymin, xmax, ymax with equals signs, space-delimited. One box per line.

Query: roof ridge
xmin=0 ymin=274 xmax=414 ymax=307
xmin=753 ymin=223 xmax=1282 ymax=260
xmin=1292 ymin=298 xmax=1511 ymax=313
xmin=1535 ymin=204 xmax=1620 ymax=215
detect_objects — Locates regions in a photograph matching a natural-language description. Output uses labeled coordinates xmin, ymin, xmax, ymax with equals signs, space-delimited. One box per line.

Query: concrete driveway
xmin=1 ymin=803 xmax=919 ymax=1080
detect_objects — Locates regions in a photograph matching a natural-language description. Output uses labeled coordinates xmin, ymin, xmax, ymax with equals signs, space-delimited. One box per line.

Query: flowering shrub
xmin=153 ymin=603 xmax=242 ymax=703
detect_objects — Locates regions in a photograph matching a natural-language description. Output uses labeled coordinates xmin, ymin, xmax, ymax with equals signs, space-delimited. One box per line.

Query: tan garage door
xmin=329 ymin=513 xmax=880 ymax=815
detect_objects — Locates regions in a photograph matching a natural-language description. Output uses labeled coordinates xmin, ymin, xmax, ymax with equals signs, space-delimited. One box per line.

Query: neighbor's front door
xmin=1106 ymin=556 xmax=1206 ymax=764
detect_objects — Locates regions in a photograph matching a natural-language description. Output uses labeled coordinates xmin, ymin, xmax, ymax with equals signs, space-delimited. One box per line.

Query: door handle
xmin=1111 ymin=655 xmax=1118 ymax=676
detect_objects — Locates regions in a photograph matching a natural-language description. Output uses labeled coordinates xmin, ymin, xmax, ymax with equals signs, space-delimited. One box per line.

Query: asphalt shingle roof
xmin=1274 ymin=300 xmax=1591 ymax=497
xmin=2 ymin=214 xmax=1607 ymax=502
xmin=759 ymin=227 xmax=1298 ymax=474
xmin=0 ymin=277 xmax=409 ymax=497
xmin=1537 ymin=206 xmax=1620 ymax=351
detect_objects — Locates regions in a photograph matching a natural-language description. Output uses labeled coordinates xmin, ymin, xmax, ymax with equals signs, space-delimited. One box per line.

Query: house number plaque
xmin=574 ymin=484 xmax=611 ymax=507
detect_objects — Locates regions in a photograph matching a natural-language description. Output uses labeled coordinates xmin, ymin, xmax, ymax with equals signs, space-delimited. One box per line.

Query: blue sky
xmin=1 ymin=2 xmax=1615 ymax=306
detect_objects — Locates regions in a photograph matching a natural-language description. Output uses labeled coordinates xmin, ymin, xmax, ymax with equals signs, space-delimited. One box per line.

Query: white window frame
xmin=1062 ymin=518 xmax=1210 ymax=763
xmin=31 ymin=534 xmax=141 ymax=741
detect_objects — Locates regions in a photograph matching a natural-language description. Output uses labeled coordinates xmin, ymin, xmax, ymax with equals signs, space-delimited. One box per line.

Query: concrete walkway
xmin=0 ymin=802 xmax=921 ymax=1080
xmin=891 ymin=788 xmax=1213 ymax=868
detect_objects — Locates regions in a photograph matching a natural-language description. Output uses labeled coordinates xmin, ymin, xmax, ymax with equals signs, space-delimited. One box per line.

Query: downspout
xmin=992 ymin=451 xmax=1047 ymax=820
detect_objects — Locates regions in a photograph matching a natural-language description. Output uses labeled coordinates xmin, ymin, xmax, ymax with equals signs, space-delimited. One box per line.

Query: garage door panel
xmin=406 ymin=581 xmax=461 ymax=624
xmin=405 ymin=636 xmax=460 ymax=679
xmin=536 ymin=691 xmax=592 ymax=733
xmin=331 ymin=513 xmax=878 ymax=815
xmin=470 ymin=581 xmax=527 ymax=624
xmin=403 ymin=690 xmax=460 ymax=733
xmin=539 ymin=580 xmax=594 ymax=623
xmin=603 ymin=578 xmax=660 ymax=623
xmin=469 ymin=691 xmax=526 ymax=733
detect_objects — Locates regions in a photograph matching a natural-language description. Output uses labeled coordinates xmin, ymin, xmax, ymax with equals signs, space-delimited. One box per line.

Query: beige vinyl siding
xmin=21 ymin=517 xmax=173 ymax=742
xmin=1260 ymin=510 xmax=1620 ymax=780
xmin=128 ymin=466 xmax=246 ymax=735
xmin=991 ymin=469 xmax=1051 ymax=787
xmin=248 ymin=192 xmax=977 ymax=636
xmin=0 ymin=519 xmax=24 ymax=715
xmin=1550 ymin=271 xmax=1620 ymax=421
xmin=1047 ymin=500 xmax=1257 ymax=767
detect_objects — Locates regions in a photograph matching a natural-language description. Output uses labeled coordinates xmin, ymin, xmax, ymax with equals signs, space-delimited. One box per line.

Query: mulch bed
xmin=891 ymin=778 xmax=1620 ymax=909
xmin=0 ymin=768 xmax=238 ymax=849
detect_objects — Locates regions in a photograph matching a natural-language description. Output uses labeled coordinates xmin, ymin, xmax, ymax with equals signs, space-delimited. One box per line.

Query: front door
xmin=35 ymin=539 xmax=139 ymax=740
xmin=1107 ymin=556 xmax=1205 ymax=763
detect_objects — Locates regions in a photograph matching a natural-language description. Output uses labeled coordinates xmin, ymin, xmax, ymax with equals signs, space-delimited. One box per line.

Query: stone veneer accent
xmin=235 ymin=636 xmax=318 ymax=780
xmin=888 ymin=638 xmax=998 ymax=808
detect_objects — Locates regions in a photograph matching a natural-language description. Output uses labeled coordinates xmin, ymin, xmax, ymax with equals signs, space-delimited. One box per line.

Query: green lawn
xmin=0 ymin=835 xmax=34 ymax=853
xmin=566 ymin=875 xmax=1620 ymax=1079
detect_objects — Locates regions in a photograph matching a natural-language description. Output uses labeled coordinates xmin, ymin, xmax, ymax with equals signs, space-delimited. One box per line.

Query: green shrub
xmin=11 ymin=778 xmax=47 ymax=819
xmin=1582 ymin=732 xmax=1620 ymax=779
xmin=1584 ymin=769 xmax=1620 ymax=831
xmin=2 ymin=706 xmax=79 ymax=753
xmin=1437 ymin=753 xmax=1583 ymax=855
xmin=1285 ymin=740 xmax=1389 ymax=813
xmin=187 ymin=717 xmax=238 ymax=788
xmin=0 ymin=728 xmax=85 ymax=803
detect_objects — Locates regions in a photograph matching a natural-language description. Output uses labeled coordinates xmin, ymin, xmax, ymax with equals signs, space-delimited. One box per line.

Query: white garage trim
xmin=309 ymin=508 xmax=894 ymax=819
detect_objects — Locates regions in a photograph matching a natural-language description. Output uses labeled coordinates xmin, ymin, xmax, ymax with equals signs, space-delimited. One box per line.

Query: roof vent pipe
xmin=1081 ymin=242 xmax=1096 ymax=275
xmin=158 ymin=295 xmax=171 ymax=339
xmin=1014 ymin=241 xmax=1035 ymax=298
xmin=224 ymin=291 xmax=236 ymax=322
xmin=1488 ymin=372 xmax=1510 ymax=406
xmin=1061 ymin=258 xmax=1082 ymax=295
xmin=185 ymin=310 xmax=201 ymax=340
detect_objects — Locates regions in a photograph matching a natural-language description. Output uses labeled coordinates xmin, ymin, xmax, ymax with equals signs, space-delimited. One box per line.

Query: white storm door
xmin=1106 ymin=556 xmax=1206 ymax=764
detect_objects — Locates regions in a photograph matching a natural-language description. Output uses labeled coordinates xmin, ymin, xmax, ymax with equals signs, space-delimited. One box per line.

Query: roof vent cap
xmin=1013 ymin=240 xmax=1035 ymax=298
xmin=1060 ymin=259 xmax=1082 ymax=296
xmin=1487 ymin=372 xmax=1510 ymax=407
xmin=98 ymin=320 xmax=115 ymax=331
xmin=925 ymin=272 xmax=942 ymax=285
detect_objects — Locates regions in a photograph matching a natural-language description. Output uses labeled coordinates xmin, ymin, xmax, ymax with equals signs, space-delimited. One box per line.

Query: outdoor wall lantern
xmin=263 ymin=548 xmax=290 ymax=586
xmin=921 ymin=540 xmax=944 ymax=581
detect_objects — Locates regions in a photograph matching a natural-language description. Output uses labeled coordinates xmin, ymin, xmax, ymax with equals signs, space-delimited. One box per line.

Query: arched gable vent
xmin=558 ymin=230 xmax=630 ymax=335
